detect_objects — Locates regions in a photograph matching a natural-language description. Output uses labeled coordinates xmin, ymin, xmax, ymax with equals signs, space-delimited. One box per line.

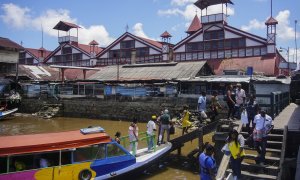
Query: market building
xmin=19 ymin=47 xmax=51 ymax=65
xmin=43 ymin=21 xmax=103 ymax=67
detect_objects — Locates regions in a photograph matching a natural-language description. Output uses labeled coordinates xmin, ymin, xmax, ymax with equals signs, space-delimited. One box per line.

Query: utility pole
xmin=295 ymin=20 xmax=298 ymax=69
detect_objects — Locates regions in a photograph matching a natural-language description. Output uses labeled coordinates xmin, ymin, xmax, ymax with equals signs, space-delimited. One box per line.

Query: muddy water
xmin=0 ymin=115 xmax=214 ymax=180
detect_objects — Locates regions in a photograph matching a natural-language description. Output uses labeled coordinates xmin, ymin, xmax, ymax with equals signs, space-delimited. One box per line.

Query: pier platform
xmin=273 ymin=103 xmax=300 ymax=130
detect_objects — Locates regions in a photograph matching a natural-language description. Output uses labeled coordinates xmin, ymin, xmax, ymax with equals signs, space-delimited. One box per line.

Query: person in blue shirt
xmin=199 ymin=144 xmax=217 ymax=180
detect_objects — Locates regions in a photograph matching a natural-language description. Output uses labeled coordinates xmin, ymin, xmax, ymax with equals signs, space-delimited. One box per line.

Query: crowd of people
xmin=113 ymin=82 xmax=274 ymax=180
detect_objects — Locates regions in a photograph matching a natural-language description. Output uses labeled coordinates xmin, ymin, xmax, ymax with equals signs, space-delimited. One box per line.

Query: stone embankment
xmin=19 ymin=97 xmax=199 ymax=122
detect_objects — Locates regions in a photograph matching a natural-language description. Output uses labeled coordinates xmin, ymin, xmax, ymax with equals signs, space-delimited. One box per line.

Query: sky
xmin=0 ymin=0 xmax=300 ymax=63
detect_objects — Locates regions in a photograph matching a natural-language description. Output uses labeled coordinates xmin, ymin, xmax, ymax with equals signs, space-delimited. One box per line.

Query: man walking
xmin=253 ymin=110 xmax=273 ymax=166
xmin=147 ymin=115 xmax=157 ymax=152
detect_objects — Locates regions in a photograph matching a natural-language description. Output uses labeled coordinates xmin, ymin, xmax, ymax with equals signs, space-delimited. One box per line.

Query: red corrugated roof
xmin=78 ymin=43 xmax=103 ymax=54
xmin=0 ymin=130 xmax=110 ymax=156
xmin=26 ymin=48 xmax=52 ymax=59
xmin=265 ymin=17 xmax=278 ymax=25
xmin=139 ymin=37 xmax=162 ymax=49
xmin=0 ymin=37 xmax=23 ymax=50
xmin=206 ymin=56 xmax=279 ymax=76
xmin=53 ymin=21 xmax=81 ymax=31
xmin=186 ymin=15 xmax=202 ymax=34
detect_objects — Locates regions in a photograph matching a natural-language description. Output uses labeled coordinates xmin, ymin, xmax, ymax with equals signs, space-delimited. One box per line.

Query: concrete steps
xmin=225 ymin=128 xmax=283 ymax=179
xmin=226 ymin=169 xmax=277 ymax=180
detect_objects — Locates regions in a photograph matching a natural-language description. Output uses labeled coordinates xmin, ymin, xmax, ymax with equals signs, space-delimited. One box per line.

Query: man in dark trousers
xmin=158 ymin=109 xmax=170 ymax=145
xmin=199 ymin=144 xmax=217 ymax=180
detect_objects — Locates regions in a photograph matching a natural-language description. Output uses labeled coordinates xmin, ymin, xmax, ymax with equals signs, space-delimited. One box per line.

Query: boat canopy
xmin=0 ymin=130 xmax=111 ymax=156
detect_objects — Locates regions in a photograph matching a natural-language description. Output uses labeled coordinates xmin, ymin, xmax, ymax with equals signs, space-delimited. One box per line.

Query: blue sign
xmin=247 ymin=66 xmax=253 ymax=76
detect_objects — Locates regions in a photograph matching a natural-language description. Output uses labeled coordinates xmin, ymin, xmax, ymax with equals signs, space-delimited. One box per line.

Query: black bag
xmin=246 ymin=134 xmax=254 ymax=148
xmin=169 ymin=125 xmax=175 ymax=135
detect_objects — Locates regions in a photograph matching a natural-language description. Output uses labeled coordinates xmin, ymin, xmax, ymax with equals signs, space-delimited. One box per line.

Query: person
xmin=234 ymin=83 xmax=246 ymax=119
xmin=210 ymin=91 xmax=222 ymax=121
xmin=245 ymin=94 xmax=259 ymax=133
xmin=40 ymin=157 xmax=50 ymax=168
xmin=198 ymin=91 xmax=208 ymax=120
xmin=253 ymin=110 xmax=274 ymax=166
xmin=199 ymin=144 xmax=217 ymax=180
xmin=158 ymin=109 xmax=171 ymax=145
xmin=128 ymin=119 xmax=139 ymax=154
xmin=227 ymin=129 xmax=245 ymax=180
xmin=147 ymin=115 xmax=157 ymax=152
xmin=114 ymin=131 xmax=121 ymax=144
xmin=181 ymin=105 xmax=192 ymax=135
xmin=226 ymin=84 xmax=236 ymax=120
xmin=14 ymin=160 xmax=26 ymax=171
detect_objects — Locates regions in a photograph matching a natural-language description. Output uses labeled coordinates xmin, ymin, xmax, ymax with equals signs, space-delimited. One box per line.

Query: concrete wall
xmin=19 ymin=97 xmax=199 ymax=122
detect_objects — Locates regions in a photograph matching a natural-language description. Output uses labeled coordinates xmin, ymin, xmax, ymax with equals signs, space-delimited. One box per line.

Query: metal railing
xmin=119 ymin=131 xmax=156 ymax=156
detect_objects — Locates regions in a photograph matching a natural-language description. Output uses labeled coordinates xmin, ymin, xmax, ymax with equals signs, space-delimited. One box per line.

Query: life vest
xmin=228 ymin=141 xmax=245 ymax=159
xmin=200 ymin=153 xmax=217 ymax=175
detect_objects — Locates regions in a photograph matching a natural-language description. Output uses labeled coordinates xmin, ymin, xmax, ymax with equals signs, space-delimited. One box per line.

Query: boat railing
xmin=119 ymin=131 xmax=156 ymax=156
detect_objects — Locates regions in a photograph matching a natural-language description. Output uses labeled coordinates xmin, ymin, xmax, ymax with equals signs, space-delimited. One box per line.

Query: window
xmin=186 ymin=42 xmax=203 ymax=52
xmin=224 ymin=40 xmax=231 ymax=49
xmin=107 ymin=144 xmax=127 ymax=157
xmin=254 ymin=47 xmax=260 ymax=56
xmin=238 ymin=38 xmax=246 ymax=48
xmin=27 ymin=58 xmax=34 ymax=65
xmin=73 ymin=53 xmax=82 ymax=60
xmin=96 ymin=144 xmax=106 ymax=159
xmin=120 ymin=40 xmax=134 ymax=49
xmin=204 ymin=30 xmax=224 ymax=40
xmin=62 ymin=47 xmax=72 ymax=54
xmin=211 ymin=41 xmax=218 ymax=50
xmin=109 ymin=50 xmax=120 ymax=58
xmin=120 ymin=50 xmax=131 ymax=58
xmin=136 ymin=47 xmax=149 ymax=57
xmin=231 ymin=39 xmax=239 ymax=49
xmin=218 ymin=51 xmax=224 ymax=58
xmin=19 ymin=52 xmax=26 ymax=59
xmin=74 ymin=145 xmax=100 ymax=162
xmin=204 ymin=42 xmax=211 ymax=50
xmin=246 ymin=48 xmax=253 ymax=56
xmin=239 ymin=49 xmax=245 ymax=57
xmin=211 ymin=51 xmax=217 ymax=59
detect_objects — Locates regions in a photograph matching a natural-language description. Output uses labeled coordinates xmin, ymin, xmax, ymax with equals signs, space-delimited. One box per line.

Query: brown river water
xmin=0 ymin=114 xmax=214 ymax=180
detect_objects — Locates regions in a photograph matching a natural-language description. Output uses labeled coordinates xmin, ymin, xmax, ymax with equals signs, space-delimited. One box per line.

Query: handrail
xmin=216 ymin=122 xmax=242 ymax=180
xmin=119 ymin=131 xmax=156 ymax=156
xmin=277 ymin=125 xmax=288 ymax=180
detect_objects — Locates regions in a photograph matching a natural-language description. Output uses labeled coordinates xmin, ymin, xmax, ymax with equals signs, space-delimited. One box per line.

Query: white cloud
xmin=276 ymin=10 xmax=299 ymax=41
xmin=241 ymin=19 xmax=265 ymax=31
xmin=0 ymin=3 xmax=31 ymax=29
xmin=171 ymin=0 xmax=195 ymax=6
xmin=158 ymin=4 xmax=234 ymax=21
xmin=132 ymin=23 xmax=149 ymax=39
xmin=0 ymin=3 xmax=115 ymax=46
xmin=241 ymin=10 xmax=299 ymax=41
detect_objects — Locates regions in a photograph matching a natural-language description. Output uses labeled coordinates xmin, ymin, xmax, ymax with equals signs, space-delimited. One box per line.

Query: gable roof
xmin=186 ymin=15 xmax=202 ymax=34
xmin=265 ymin=17 xmax=278 ymax=25
xmin=0 ymin=37 xmax=23 ymax=50
xmin=53 ymin=21 xmax=81 ymax=31
xmin=25 ymin=48 xmax=52 ymax=60
xmin=96 ymin=32 xmax=163 ymax=58
xmin=160 ymin=31 xmax=172 ymax=38
xmin=173 ymin=24 xmax=267 ymax=51
xmin=44 ymin=43 xmax=103 ymax=63
xmin=88 ymin=61 xmax=208 ymax=81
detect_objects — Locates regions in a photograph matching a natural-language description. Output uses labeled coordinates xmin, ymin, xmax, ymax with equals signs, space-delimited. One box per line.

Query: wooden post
xmin=177 ymin=146 xmax=181 ymax=155
xmin=198 ymin=127 xmax=203 ymax=152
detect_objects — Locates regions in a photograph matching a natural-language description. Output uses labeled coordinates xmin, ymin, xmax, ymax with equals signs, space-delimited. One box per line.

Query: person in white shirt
xmin=147 ymin=115 xmax=157 ymax=152
xmin=128 ymin=119 xmax=139 ymax=155
xmin=235 ymin=83 xmax=246 ymax=119
xmin=198 ymin=91 xmax=207 ymax=120
xmin=253 ymin=110 xmax=273 ymax=166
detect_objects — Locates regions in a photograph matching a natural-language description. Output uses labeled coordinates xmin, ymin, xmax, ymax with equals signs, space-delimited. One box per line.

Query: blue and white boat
xmin=0 ymin=108 xmax=18 ymax=119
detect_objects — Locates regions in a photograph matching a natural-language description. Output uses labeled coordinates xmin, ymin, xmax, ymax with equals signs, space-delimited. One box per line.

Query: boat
xmin=0 ymin=108 xmax=18 ymax=119
xmin=0 ymin=127 xmax=172 ymax=180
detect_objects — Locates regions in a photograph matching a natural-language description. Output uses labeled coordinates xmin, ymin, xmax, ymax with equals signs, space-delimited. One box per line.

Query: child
xmin=114 ymin=131 xmax=121 ymax=144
